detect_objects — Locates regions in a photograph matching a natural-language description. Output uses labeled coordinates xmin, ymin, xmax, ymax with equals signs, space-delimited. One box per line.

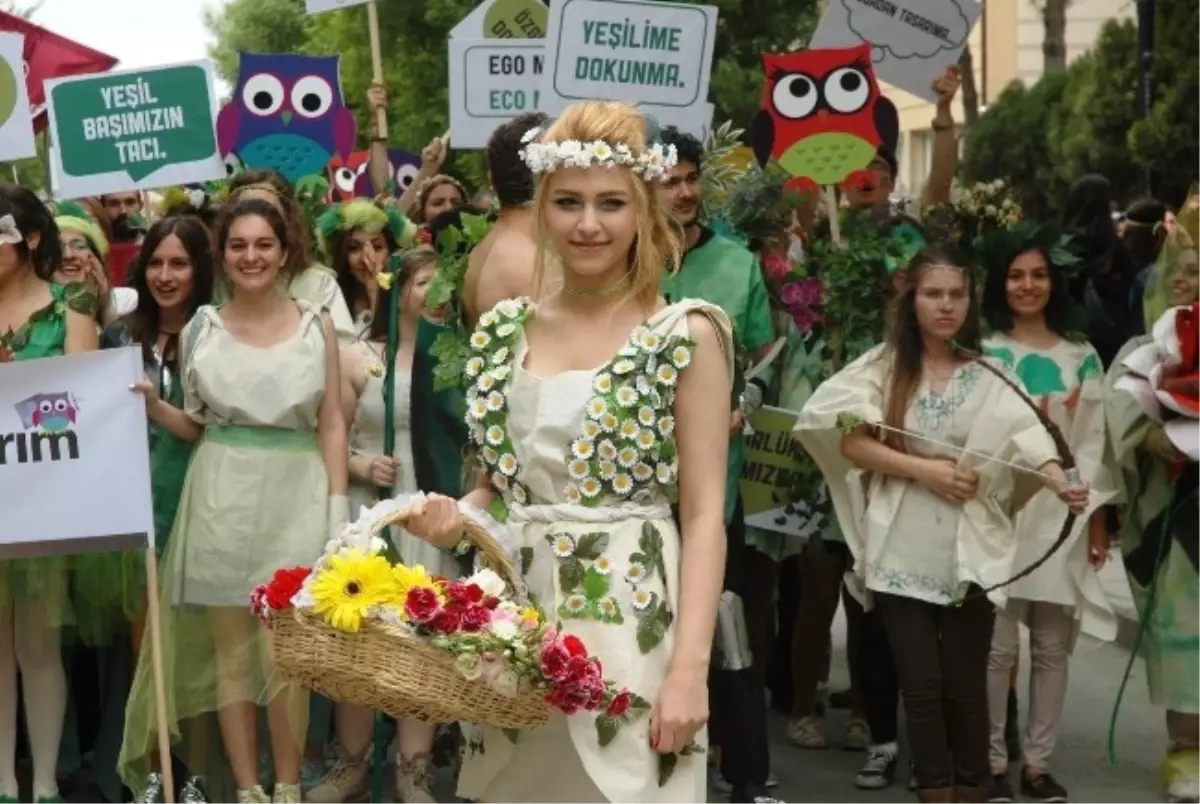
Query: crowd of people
xmin=0 ymin=68 xmax=1195 ymax=804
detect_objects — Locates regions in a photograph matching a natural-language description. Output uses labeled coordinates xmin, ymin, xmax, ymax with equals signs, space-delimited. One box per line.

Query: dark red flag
xmin=0 ymin=10 xmax=117 ymax=129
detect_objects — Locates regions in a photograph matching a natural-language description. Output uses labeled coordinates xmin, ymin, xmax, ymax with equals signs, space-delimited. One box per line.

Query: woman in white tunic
xmin=405 ymin=100 xmax=732 ymax=802
xmin=121 ymin=198 xmax=350 ymax=804
xmin=306 ymin=246 xmax=457 ymax=803
xmin=793 ymin=247 xmax=1089 ymax=803
xmin=978 ymin=228 xmax=1115 ymax=802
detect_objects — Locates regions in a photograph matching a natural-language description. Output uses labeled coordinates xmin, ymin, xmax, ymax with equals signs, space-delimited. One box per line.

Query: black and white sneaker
xmin=1021 ymin=771 xmax=1068 ymax=803
xmin=988 ymin=773 xmax=1015 ymax=803
xmin=855 ymin=747 xmax=898 ymax=790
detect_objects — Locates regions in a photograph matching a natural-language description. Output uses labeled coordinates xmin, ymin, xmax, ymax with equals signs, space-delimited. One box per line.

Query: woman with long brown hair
xmin=794 ymin=247 xmax=1090 ymax=802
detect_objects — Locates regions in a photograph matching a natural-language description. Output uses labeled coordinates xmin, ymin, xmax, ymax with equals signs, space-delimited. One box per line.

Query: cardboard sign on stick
xmin=0 ymin=32 xmax=36 ymax=160
xmin=811 ymin=0 xmax=980 ymax=102
xmin=45 ymin=60 xmax=224 ymax=200
xmin=745 ymin=44 xmax=899 ymax=196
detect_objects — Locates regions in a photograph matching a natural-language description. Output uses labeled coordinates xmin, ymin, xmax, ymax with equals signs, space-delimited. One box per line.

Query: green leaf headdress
xmin=315 ymin=197 xmax=417 ymax=262
xmin=975 ymin=219 xmax=1083 ymax=281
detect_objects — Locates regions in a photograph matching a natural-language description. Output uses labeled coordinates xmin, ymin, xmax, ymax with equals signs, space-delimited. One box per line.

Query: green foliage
xmin=426 ymin=212 xmax=493 ymax=391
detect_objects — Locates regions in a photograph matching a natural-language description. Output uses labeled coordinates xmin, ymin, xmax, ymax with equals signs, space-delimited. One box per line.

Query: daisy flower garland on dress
xmin=464 ymin=298 xmax=534 ymax=510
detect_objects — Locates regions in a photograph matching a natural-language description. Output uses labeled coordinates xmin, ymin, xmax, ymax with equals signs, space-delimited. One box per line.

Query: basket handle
xmin=370 ymin=503 xmax=524 ymax=597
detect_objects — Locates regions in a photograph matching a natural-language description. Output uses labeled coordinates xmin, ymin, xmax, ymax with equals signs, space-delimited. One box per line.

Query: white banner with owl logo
xmin=0 ymin=31 xmax=36 ymax=161
xmin=0 ymin=347 xmax=154 ymax=559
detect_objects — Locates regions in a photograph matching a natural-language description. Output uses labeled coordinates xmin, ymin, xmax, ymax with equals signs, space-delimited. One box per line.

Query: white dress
xmin=347 ymin=341 xmax=458 ymax=577
xmin=456 ymin=298 xmax=732 ymax=803
xmin=794 ymin=345 xmax=1064 ymax=608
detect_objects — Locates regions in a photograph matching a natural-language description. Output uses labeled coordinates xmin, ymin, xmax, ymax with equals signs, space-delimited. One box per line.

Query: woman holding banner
xmin=0 ymin=184 xmax=99 ymax=804
xmin=121 ymin=198 xmax=349 ymax=804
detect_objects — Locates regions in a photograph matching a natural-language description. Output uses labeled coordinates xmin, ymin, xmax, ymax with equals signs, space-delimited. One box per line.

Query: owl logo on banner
xmin=326 ymin=149 xmax=422 ymax=202
xmin=745 ymin=43 xmax=899 ymax=196
xmin=16 ymin=391 xmax=80 ymax=435
xmin=217 ymin=51 xmax=357 ymax=184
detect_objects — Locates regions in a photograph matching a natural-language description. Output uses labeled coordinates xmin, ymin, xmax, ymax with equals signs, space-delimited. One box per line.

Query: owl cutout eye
xmin=394 ymin=163 xmax=420 ymax=191
xmin=38 ymin=400 xmax=53 ymax=414
xmin=53 ymin=399 xmax=69 ymax=413
xmin=334 ymin=167 xmax=357 ymax=194
xmin=292 ymin=76 xmax=334 ymax=119
xmin=823 ymin=67 xmax=870 ymax=114
xmin=242 ymin=74 xmax=285 ymax=117
xmin=223 ymin=152 xmax=244 ymax=177
xmin=771 ymin=73 xmax=819 ymax=120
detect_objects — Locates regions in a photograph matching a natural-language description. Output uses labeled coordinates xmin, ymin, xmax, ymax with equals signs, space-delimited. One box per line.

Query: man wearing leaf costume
xmin=1105 ymin=227 xmax=1199 ymax=804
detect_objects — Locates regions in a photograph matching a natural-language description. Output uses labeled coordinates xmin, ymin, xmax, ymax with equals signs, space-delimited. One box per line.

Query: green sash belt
xmin=204 ymin=424 xmax=318 ymax=450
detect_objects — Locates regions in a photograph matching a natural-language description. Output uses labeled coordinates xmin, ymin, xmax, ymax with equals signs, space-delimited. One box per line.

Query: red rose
xmin=432 ymin=608 xmax=462 ymax=635
xmin=539 ymin=642 xmax=570 ymax=683
xmin=564 ymin=655 xmax=591 ymax=685
xmin=447 ymin=582 xmax=484 ymax=605
xmin=264 ymin=566 xmax=311 ymax=610
xmin=562 ymin=634 xmax=587 ymax=658
xmin=460 ymin=604 xmax=492 ymax=633
xmin=404 ymin=587 xmax=441 ymax=624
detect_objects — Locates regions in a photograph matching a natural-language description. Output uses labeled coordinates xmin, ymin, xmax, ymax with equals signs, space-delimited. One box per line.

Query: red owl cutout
xmin=746 ymin=44 xmax=899 ymax=197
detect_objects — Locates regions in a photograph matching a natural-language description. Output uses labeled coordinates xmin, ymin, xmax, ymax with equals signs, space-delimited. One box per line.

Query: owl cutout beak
xmin=281 ymin=111 xmax=294 ymax=126
xmin=816 ymin=109 xmax=829 ymax=122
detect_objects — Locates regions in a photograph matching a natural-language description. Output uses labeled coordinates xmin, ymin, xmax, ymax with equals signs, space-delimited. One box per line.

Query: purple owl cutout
xmin=217 ymin=51 xmax=357 ymax=184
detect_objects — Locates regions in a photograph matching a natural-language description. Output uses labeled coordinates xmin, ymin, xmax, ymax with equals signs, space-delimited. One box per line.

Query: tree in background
xmin=1032 ymin=0 xmax=1072 ymax=73
xmin=203 ymin=0 xmax=822 ymax=189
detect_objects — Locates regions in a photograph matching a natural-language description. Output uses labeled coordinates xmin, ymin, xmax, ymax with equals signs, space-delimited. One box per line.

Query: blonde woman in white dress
xmin=123 ymin=198 xmax=349 ymax=804
xmin=307 ymin=246 xmax=456 ymax=803
xmin=405 ymin=100 xmax=732 ymax=802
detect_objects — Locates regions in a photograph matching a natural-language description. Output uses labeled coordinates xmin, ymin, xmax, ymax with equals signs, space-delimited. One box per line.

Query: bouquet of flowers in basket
xmin=250 ymin=497 xmax=634 ymax=719
xmin=924 ymin=178 xmax=1023 ymax=251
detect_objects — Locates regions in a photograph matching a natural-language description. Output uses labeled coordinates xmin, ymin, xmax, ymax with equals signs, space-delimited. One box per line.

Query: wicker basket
xmin=269 ymin=503 xmax=549 ymax=730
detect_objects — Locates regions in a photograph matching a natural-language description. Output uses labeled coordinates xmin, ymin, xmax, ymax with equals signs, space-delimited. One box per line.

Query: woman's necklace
xmin=563 ymin=271 xmax=633 ymax=298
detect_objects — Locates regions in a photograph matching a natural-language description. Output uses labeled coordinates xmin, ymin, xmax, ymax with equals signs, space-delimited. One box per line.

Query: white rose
xmin=455 ymin=652 xmax=483 ymax=681
xmin=488 ymin=619 xmax=519 ymax=642
xmin=467 ymin=568 xmax=506 ymax=598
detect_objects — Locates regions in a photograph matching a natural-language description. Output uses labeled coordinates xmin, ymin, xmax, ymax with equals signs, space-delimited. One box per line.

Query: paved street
xmin=759 ymin=604 xmax=1167 ymax=803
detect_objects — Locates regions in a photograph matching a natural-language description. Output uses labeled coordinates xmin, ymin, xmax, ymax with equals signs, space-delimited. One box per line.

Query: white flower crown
xmin=518 ymin=127 xmax=678 ymax=183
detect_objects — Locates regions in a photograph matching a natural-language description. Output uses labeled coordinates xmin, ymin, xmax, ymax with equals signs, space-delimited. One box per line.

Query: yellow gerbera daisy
xmin=311 ymin=551 xmax=396 ymax=633
xmin=393 ymin=562 xmax=440 ymax=604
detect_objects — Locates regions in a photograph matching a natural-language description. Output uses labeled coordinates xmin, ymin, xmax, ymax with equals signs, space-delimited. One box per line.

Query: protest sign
xmin=539 ymin=0 xmax=717 ymax=117
xmin=739 ymin=406 xmax=822 ymax=539
xmin=0 ymin=347 xmax=153 ymax=559
xmin=450 ymin=39 xmax=545 ymax=149
xmin=306 ymin=0 xmax=370 ymax=13
xmin=484 ymin=0 xmax=548 ymax=38
xmin=45 ymin=60 xmax=224 ymax=200
xmin=811 ymin=0 xmax=981 ymax=102
xmin=0 ymin=32 xmax=35 ymax=161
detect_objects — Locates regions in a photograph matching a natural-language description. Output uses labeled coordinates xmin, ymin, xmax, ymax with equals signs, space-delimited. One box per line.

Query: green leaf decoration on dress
xmin=63 ymin=282 xmax=99 ymax=318
xmin=836 ymin=411 xmax=862 ymax=435
xmin=501 ymin=728 xmax=521 ymax=744
xmin=427 ymin=212 xmax=494 ymax=391
xmin=574 ymin=532 xmax=610 ymax=560
xmin=627 ymin=522 xmax=666 ymax=583
xmin=1014 ymin=352 xmax=1067 ymax=396
xmin=982 ymin=344 xmax=1015 ymax=369
xmin=1076 ymin=351 xmax=1102 ymax=382
xmin=519 ymin=546 xmax=534 ymax=575
xmin=632 ymin=590 xmax=673 ymax=654
xmin=546 ymin=532 xmax=623 ymax=623
xmin=657 ymin=741 xmax=702 ymax=787
xmin=594 ymin=691 xmax=652 ymax=748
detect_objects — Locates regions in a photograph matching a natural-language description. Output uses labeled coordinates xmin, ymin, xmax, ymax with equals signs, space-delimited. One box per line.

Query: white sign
xmin=450 ymin=39 xmax=545 ymax=150
xmin=811 ymin=0 xmax=980 ymax=102
xmin=539 ymin=0 xmax=718 ymax=117
xmin=306 ymin=0 xmax=370 ymax=13
xmin=0 ymin=33 xmax=36 ymax=161
xmin=0 ymin=347 xmax=154 ymax=559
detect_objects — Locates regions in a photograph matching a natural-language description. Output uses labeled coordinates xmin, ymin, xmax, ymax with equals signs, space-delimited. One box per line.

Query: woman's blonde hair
xmin=532 ymin=100 xmax=682 ymax=313
xmin=414 ymin=174 xmax=467 ymax=223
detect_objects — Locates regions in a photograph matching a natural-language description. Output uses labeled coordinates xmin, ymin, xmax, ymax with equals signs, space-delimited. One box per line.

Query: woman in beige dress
xmin=405 ymin=100 xmax=732 ymax=802
xmin=121 ymin=198 xmax=349 ymax=804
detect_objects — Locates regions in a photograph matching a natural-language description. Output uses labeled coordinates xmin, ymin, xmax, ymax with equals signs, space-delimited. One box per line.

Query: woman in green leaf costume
xmin=315 ymin=198 xmax=416 ymax=337
xmin=405 ymin=101 xmax=733 ymax=802
xmin=1105 ymin=230 xmax=1199 ymax=804
xmin=979 ymin=224 xmax=1114 ymax=803
xmin=0 ymin=185 xmax=99 ymax=804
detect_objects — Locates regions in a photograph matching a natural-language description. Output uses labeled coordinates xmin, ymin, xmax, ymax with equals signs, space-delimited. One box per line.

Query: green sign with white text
xmin=46 ymin=61 xmax=224 ymax=199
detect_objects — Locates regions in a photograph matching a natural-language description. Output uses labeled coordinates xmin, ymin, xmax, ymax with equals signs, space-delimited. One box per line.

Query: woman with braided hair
xmin=794 ymin=246 xmax=1089 ymax=802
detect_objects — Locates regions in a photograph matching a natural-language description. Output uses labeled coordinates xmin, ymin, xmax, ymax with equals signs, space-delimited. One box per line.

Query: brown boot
xmin=953 ymin=785 xmax=988 ymax=802
xmin=915 ymin=788 xmax=955 ymax=802
xmin=394 ymin=753 xmax=436 ymax=803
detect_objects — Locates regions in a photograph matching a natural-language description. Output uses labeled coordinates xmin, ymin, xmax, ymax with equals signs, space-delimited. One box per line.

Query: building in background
xmin=885 ymin=0 xmax=1134 ymax=200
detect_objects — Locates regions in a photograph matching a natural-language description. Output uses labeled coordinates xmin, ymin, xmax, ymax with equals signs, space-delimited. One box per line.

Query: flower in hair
xmin=519 ymin=136 xmax=678 ymax=182
xmin=187 ymin=188 xmax=207 ymax=210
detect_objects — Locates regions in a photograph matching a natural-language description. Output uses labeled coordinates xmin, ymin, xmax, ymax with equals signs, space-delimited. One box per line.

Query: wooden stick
xmin=144 ymin=546 xmax=176 ymax=803
xmin=823 ymin=185 xmax=842 ymax=246
xmin=366 ymin=1 xmax=387 ymax=142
